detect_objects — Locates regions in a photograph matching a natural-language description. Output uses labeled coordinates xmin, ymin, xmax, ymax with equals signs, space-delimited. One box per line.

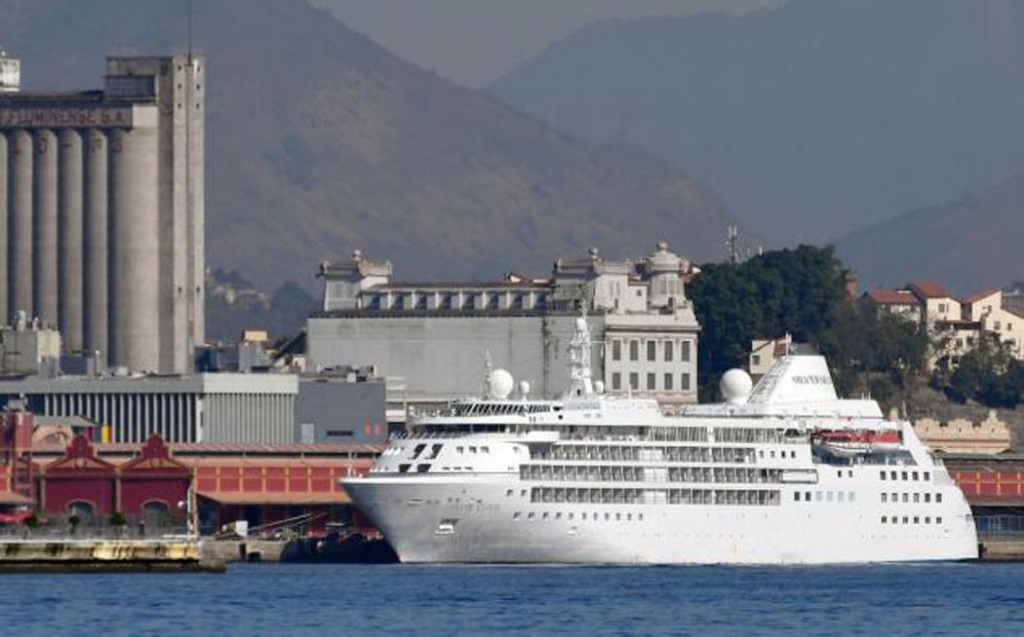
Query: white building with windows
xmin=866 ymin=281 xmax=1024 ymax=368
xmin=308 ymin=243 xmax=700 ymax=412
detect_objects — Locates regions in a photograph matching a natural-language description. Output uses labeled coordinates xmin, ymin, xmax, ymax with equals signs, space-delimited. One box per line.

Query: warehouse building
xmin=308 ymin=242 xmax=701 ymax=409
xmin=0 ymin=51 xmax=204 ymax=373
xmin=0 ymin=373 xmax=297 ymax=444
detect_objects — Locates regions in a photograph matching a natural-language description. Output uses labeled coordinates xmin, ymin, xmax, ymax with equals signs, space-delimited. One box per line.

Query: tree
xmin=940 ymin=334 xmax=1023 ymax=408
xmin=689 ymin=245 xmax=848 ymax=399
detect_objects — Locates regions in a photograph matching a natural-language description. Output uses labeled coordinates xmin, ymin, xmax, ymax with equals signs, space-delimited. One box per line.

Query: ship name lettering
xmin=791 ymin=375 xmax=831 ymax=386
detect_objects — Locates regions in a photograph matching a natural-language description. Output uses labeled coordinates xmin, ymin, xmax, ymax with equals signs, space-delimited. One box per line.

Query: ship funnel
xmin=747 ymin=356 xmax=838 ymax=404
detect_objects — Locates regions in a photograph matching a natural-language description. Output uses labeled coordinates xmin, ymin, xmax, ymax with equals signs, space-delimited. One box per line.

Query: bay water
xmin=2 ymin=562 xmax=1022 ymax=636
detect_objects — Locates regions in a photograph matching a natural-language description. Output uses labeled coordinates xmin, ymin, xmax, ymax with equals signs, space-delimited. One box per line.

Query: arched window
xmin=142 ymin=501 xmax=172 ymax=527
xmin=67 ymin=501 xmax=95 ymax=522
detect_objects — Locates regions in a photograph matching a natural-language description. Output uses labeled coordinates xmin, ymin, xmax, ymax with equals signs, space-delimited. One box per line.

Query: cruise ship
xmin=343 ymin=317 xmax=978 ymax=564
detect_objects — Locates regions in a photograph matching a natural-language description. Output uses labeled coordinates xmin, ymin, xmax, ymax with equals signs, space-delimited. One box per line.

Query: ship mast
xmin=568 ymin=309 xmax=593 ymax=397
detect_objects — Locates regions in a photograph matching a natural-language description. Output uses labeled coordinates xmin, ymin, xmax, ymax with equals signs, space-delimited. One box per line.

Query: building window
xmin=664 ymin=373 xmax=673 ymax=390
xmin=612 ymin=373 xmax=622 ymax=390
xmin=938 ymin=302 xmax=947 ymax=313
xmin=681 ymin=341 xmax=691 ymax=362
xmin=752 ymin=354 xmax=761 ymax=366
xmin=629 ymin=373 xmax=639 ymax=390
xmin=612 ymin=340 xmax=622 ymax=361
xmin=647 ymin=341 xmax=656 ymax=361
xmin=647 ymin=373 xmax=656 ymax=390
xmin=629 ymin=340 xmax=639 ymax=361
xmin=681 ymin=373 xmax=691 ymax=391
xmin=664 ymin=341 xmax=673 ymax=361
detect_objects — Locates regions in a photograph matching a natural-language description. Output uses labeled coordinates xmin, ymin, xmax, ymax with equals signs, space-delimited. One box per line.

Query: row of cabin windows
xmin=530 ymin=487 xmax=781 ymax=506
xmin=611 ymin=372 xmax=692 ymax=392
xmin=793 ymin=491 xmax=857 ymax=503
xmin=455 ymin=445 xmax=490 ymax=454
xmin=611 ymin=339 xmax=692 ymax=363
xmin=881 ymin=492 xmax=943 ymax=504
xmin=521 ymin=464 xmax=781 ymax=484
xmin=881 ymin=515 xmax=942 ymax=525
xmin=543 ymin=445 xmax=755 ymax=463
xmin=880 ymin=470 xmax=930 ymax=481
xmin=513 ymin=511 xmax=645 ymax=522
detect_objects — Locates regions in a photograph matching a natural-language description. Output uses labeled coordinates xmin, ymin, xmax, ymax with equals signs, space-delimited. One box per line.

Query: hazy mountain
xmin=836 ymin=173 xmax=1024 ymax=295
xmin=489 ymin=0 xmax=1024 ymax=244
xmin=0 ymin=0 xmax=739 ymax=296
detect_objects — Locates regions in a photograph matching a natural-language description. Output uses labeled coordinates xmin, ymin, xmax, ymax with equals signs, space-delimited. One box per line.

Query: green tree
xmin=941 ymin=334 xmax=1022 ymax=408
xmin=689 ymin=245 xmax=847 ymax=399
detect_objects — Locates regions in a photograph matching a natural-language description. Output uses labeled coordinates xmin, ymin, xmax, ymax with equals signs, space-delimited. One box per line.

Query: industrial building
xmin=308 ymin=242 xmax=701 ymax=410
xmin=295 ymin=371 xmax=387 ymax=444
xmin=0 ymin=51 xmax=204 ymax=374
xmin=0 ymin=373 xmax=297 ymax=444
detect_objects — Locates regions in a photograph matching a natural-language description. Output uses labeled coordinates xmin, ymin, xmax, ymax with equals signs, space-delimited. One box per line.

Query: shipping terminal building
xmin=0 ymin=52 xmax=204 ymax=374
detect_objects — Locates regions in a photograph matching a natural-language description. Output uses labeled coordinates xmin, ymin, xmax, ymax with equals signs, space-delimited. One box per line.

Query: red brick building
xmin=1 ymin=427 xmax=380 ymax=535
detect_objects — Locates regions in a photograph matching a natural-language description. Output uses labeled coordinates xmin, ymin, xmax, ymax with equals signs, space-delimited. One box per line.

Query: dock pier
xmin=0 ymin=538 xmax=225 ymax=573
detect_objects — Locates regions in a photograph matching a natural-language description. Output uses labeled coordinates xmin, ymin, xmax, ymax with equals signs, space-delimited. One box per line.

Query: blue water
xmin=2 ymin=563 xmax=1023 ymax=636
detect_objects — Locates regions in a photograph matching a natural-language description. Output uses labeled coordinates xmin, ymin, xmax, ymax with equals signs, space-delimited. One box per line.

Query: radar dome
xmin=488 ymin=369 xmax=515 ymax=399
xmin=720 ymin=369 xmax=753 ymax=405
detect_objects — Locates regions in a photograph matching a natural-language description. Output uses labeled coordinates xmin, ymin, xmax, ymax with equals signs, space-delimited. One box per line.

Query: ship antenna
xmin=481 ymin=350 xmax=493 ymax=398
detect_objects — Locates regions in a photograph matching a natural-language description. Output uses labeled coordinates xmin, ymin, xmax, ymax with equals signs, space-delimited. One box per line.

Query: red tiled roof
xmin=32 ymin=442 xmax=385 ymax=456
xmin=962 ymin=288 xmax=1000 ymax=305
xmin=866 ymin=289 xmax=917 ymax=305
xmin=908 ymin=280 xmax=952 ymax=299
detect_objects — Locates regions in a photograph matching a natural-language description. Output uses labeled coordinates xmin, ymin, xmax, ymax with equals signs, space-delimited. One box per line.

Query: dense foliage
xmin=688 ymin=245 xmax=928 ymax=407
xmin=932 ymin=335 xmax=1024 ymax=409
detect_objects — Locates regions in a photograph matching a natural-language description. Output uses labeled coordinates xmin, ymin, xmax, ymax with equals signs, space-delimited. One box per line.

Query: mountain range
xmin=0 ymin=0 xmax=739 ymax=296
xmin=836 ymin=172 xmax=1024 ymax=295
xmin=489 ymin=0 xmax=1024 ymax=248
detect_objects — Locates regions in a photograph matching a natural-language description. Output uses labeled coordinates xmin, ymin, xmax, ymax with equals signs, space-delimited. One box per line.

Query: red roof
xmin=866 ymin=289 xmax=917 ymax=305
xmin=32 ymin=441 xmax=384 ymax=457
xmin=908 ymin=280 xmax=952 ymax=300
xmin=962 ymin=288 xmax=1000 ymax=305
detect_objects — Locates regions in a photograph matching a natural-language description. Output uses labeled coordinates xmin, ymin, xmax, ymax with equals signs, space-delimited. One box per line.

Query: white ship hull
xmin=346 ymin=473 xmax=978 ymax=564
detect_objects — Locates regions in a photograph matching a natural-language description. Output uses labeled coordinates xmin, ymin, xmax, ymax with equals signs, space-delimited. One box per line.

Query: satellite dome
xmin=488 ymin=369 xmax=515 ymax=399
xmin=720 ymin=369 xmax=753 ymax=405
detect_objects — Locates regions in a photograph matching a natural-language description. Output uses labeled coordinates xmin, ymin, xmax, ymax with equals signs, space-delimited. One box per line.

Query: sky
xmin=311 ymin=0 xmax=789 ymax=87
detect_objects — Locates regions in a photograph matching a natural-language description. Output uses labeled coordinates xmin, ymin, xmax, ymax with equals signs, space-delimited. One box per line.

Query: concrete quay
xmin=979 ymin=538 xmax=1024 ymax=562
xmin=201 ymin=538 xmax=289 ymax=563
xmin=0 ymin=538 xmax=225 ymax=573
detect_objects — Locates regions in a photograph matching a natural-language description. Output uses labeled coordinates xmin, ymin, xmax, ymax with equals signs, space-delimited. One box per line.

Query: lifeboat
xmin=812 ymin=429 xmax=901 ymax=457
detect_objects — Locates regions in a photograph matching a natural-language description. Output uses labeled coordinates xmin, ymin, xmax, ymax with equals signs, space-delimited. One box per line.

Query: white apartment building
xmin=866 ymin=281 xmax=1024 ymax=367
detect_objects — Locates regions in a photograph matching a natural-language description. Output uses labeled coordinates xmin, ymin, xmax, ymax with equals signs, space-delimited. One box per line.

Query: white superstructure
xmin=343 ymin=318 xmax=978 ymax=564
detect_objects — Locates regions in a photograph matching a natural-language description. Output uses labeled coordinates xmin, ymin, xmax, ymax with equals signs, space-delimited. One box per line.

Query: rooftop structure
xmin=0 ymin=51 xmax=18 ymax=93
